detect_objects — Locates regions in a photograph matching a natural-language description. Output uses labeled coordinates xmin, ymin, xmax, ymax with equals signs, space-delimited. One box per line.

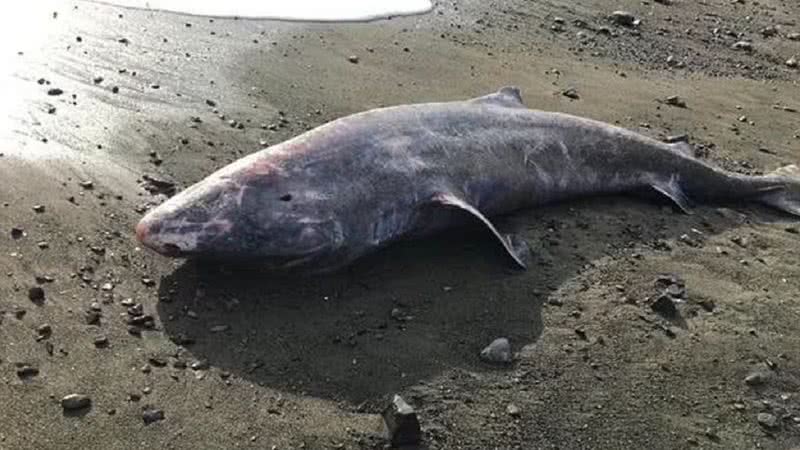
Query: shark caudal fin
xmin=760 ymin=164 xmax=800 ymax=216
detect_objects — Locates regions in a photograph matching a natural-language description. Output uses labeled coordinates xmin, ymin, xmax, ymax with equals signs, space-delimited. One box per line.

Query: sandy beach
xmin=1 ymin=0 xmax=799 ymax=448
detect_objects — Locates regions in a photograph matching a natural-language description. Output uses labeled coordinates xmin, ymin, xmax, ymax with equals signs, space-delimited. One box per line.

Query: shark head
xmin=135 ymin=151 xmax=345 ymax=270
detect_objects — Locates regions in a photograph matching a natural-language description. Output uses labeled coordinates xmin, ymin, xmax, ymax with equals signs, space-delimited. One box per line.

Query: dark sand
xmin=1 ymin=0 xmax=800 ymax=449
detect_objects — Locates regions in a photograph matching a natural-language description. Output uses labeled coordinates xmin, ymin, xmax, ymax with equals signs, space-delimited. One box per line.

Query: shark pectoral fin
xmin=431 ymin=193 xmax=531 ymax=269
xmin=650 ymin=178 xmax=693 ymax=214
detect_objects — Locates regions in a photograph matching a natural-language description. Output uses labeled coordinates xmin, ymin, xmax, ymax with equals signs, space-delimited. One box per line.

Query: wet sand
xmin=1 ymin=0 xmax=800 ymax=449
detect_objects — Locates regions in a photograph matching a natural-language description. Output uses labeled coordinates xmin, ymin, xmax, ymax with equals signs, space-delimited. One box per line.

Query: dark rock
xmin=32 ymin=205 xmax=45 ymax=213
xmin=36 ymin=324 xmax=52 ymax=340
xmin=382 ymin=395 xmax=421 ymax=447
xmin=650 ymin=294 xmax=678 ymax=318
xmin=347 ymin=55 xmax=359 ymax=64
xmin=10 ymin=227 xmax=24 ymax=239
xmin=93 ymin=335 xmax=109 ymax=348
xmin=47 ymin=88 xmax=64 ymax=96
xmin=16 ymin=365 xmax=39 ymax=379
xmin=61 ymin=394 xmax=91 ymax=410
xmin=84 ymin=310 xmax=101 ymax=325
xmin=141 ymin=174 xmax=176 ymax=196
xmin=562 ymin=87 xmax=580 ymax=100
xmin=610 ymin=11 xmax=638 ymax=27
xmin=148 ymin=356 xmax=167 ymax=367
xmin=665 ymin=95 xmax=687 ymax=108
xmin=78 ymin=180 xmax=94 ymax=190
xmin=28 ymin=287 xmax=45 ymax=303
xmin=142 ymin=407 xmax=165 ymax=425
xmin=480 ymin=338 xmax=512 ymax=364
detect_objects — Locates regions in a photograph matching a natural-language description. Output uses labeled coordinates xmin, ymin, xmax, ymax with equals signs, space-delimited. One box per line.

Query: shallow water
xmin=88 ymin=0 xmax=433 ymax=21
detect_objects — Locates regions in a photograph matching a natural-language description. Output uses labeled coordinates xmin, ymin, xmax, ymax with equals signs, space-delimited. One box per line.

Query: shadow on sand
xmin=155 ymin=196 xmax=785 ymax=410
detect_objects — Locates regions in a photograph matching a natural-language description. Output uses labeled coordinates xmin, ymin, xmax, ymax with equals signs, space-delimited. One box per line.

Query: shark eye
xmin=279 ymin=194 xmax=292 ymax=202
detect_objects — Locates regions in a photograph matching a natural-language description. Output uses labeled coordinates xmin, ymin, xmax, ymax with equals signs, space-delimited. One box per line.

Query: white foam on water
xmin=90 ymin=0 xmax=433 ymax=21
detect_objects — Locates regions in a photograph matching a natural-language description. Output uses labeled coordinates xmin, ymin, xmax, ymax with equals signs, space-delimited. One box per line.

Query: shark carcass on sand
xmin=135 ymin=87 xmax=800 ymax=272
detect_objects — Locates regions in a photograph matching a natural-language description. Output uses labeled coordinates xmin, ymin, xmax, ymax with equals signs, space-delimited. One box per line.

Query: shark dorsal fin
xmin=471 ymin=86 xmax=526 ymax=108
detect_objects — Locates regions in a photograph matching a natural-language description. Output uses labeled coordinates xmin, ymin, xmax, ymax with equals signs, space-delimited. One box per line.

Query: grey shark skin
xmin=135 ymin=87 xmax=800 ymax=272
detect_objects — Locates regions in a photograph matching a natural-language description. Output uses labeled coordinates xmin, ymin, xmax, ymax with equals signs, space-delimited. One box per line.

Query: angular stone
xmin=382 ymin=395 xmax=421 ymax=447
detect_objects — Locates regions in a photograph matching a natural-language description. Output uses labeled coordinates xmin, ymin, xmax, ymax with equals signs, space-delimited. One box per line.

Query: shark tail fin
xmin=760 ymin=164 xmax=800 ymax=216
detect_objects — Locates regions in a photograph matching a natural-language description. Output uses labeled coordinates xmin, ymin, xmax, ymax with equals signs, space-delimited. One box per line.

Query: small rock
xmin=697 ymin=299 xmax=716 ymax=312
xmin=61 ymin=394 xmax=91 ymax=410
xmin=37 ymin=323 xmax=52 ymax=339
xmin=32 ymin=204 xmax=45 ymax=213
xmin=142 ymin=407 xmax=165 ymax=425
xmin=756 ymin=412 xmax=778 ymax=429
xmin=665 ymin=283 xmax=685 ymax=298
xmin=506 ymin=404 xmax=521 ymax=417
xmin=480 ymin=338 xmax=512 ymax=364
xmin=786 ymin=57 xmax=798 ymax=68
xmin=665 ymin=95 xmax=687 ymax=108
xmin=650 ymin=294 xmax=678 ymax=318
xmin=47 ymin=88 xmax=63 ymax=96
xmin=787 ymin=32 xmax=800 ymax=41
xmin=744 ymin=371 xmax=770 ymax=386
xmin=732 ymin=41 xmax=753 ymax=51
xmin=85 ymin=310 xmax=101 ymax=325
xmin=93 ymin=335 xmax=109 ymax=348
xmin=382 ymin=395 xmax=421 ymax=447
xmin=209 ymin=324 xmax=229 ymax=333
xmin=16 ymin=365 xmax=39 ymax=378
xmin=10 ymin=227 xmax=24 ymax=239
xmin=760 ymin=26 xmax=778 ymax=38
xmin=28 ymin=287 xmax=45 ymax=303
xmin=148 ymin=356 xmax=167 ymax=367
xmin=190 ymin=359 xmax=209 ymax=370
xmin=610 ymin=11 xmax=638 ymax=27
xmin=561 ymin=87 xmax=580 ymax=100
xmin=664 ymin=134 xmax=688 ymax=143
xmin=79 ymin=180 xmax=94 ymax=190
xmin=390 ymin=308 xmax=405 ymax=321
xmin=347 ymin=55 xmax=359 ymax=64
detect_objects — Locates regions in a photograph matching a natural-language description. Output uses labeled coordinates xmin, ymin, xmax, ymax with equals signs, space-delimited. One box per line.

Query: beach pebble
xmin=142 ymin=407 xmax=165 ymax=425
xmin=610 ymin=11 xmax=638 ymax=27
xmin=756 ymin=412 xmax=778 ymax=429
xmin=61 ymin=394 xmax=91 ymax=410
xmin=382 ymin=395 xmax=421 ymax=447
xmin=506 ymin=404 xmax=521 ymax=417
xmin=480 ymin=338 xmax=512 ymax=364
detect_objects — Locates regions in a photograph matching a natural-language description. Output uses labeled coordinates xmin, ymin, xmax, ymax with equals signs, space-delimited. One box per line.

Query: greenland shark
xmin=135 ymin=87 xmax=800 ymax=272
